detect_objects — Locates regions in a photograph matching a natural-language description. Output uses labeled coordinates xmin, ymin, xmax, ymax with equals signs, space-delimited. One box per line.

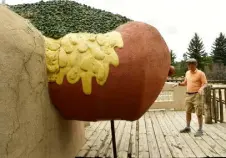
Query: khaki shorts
xmin=185 ymin=93 xmax=203 ymax=116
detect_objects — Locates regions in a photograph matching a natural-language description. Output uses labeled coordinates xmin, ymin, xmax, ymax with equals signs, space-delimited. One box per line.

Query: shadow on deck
xmin=76 ymin=110 xmax=226 ymax=158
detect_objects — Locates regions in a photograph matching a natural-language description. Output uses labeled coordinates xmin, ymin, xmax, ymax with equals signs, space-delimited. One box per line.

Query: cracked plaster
xmin=0 ymin=6 xmax=85 ymax=158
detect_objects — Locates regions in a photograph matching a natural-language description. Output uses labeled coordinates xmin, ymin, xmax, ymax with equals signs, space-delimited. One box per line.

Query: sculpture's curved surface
xmin=48 ymin=21 xmax=172 ymax=121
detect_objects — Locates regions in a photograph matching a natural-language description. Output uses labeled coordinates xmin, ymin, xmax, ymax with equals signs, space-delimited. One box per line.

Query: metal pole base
xmin=110 ymin=120 xmax=117 ymax=158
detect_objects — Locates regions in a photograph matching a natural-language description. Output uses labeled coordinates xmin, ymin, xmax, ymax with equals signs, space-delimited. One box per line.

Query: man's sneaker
xmin=180 ymin=127 xmax=191 ymax=133
xmin=194 ymin=130 xmax=203 ymax=137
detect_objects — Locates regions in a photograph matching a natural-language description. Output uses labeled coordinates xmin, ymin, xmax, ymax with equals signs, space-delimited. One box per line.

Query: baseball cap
xmin=186 ymin=58 xmax=197 ymax=63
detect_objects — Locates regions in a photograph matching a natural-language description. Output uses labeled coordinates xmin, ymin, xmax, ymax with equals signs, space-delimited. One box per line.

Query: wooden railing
xmin=204 ymin=85 xmax=226 ymax=123
xmin=167 ymin=79 xmax=226 ymax=84
xmin=151 ymin=82 xmax=226 ymax=123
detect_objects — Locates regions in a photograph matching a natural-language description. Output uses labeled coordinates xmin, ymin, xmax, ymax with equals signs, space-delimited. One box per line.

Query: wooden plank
xmin=213 ymin=89 xmax=217 ymax=123
xmin=182 ymin=112 xmax=226 ymax=139
xmin=155 ymin=111 xmax=184 ymax=158
xmin=139 ymin=116 xmax=146 ymax=134
xmin=98 ymin=121 xmax=120 ymax=157
xmin=149 ymin=111 xmax=172 ymax=158
xmin=211 ymin=90 xmax=214 ymax=118
xmin=144 ymin=113 xmax=160 ymax=158
xmin=77 ymin=121 xmax=108 ymax=157
xmin=85 ymin=122 xmax=101 ymax=140
xmin=176 ymin=112 xmax=219 ymax=157
xmin=138 ymin=116 xmax=149 ymax=158
xmin=76 ymin=150 xmax=87 ymax=157
xmin=213 ymin=123 xmax=226 ymax=135
xmin=212 ymin=86 xmax=226 ymax=89
xmin=217 ymin=123 xmax=226 ymax=130
xmin=217 ymin=101 xmax=220 ymax=121
xmin=165 ymin=111 xmax=206 ymax=157
xmin=167 ymin=79 xmax=226 ymax=84
xmin=188 ymin=113 xmax=226 ymax=157
xmin=135 ymin=121 xmax=139 ymax=158
xmin=194 ymin=116 xmax=226 ymax=144
xmin=127 ymin=121 xmax=137 ymax=158
xmin=84 ymin=121 xmax=108 ymax=149
xmin=77 ymin=122 xmax=102 ymax=157
xmin=219 ymin=89 xmax=224 ymax=122
xmin=115 ymin=121 xmax=127 ymax=147
xmin=138 ymin=149 xmax=149 ymax=158
xmin=160 ymin=111 xmax=196 ymax=157
xmin=224 ymin=88 xmax=226 ymax=105
xmin=106 ymin=121 xmax=126 ymax=157
xmin=204 ymin=85 xmax=212 ymax=123
xmin=211 ymin=97 xmax=226 ymax=104
xmin=118 ymin=121 xmax=132 ymax=158
xmin=201 ymin=125 xmax=226 ymax=156
xmin=86 ymin=122 xmax=111 ymax=157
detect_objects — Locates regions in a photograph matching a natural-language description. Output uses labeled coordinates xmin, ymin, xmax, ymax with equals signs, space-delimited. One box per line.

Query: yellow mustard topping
xmin=45 ymin=31 xmax=123 ymax=95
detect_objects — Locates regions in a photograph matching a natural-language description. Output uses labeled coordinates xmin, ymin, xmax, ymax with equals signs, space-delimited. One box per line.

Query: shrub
xmin=10 ymin=0 xmax=131 ymax=39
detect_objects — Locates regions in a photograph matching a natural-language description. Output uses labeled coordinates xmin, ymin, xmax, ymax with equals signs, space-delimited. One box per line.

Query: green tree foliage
xmin=203 ymin=56 xmax=213 ymax=66
xmin=170 ymin=50 xmax=176 ymax=66
xmin=174 ymin=62 xmax=185 ymax=77
xmin=10 ymin=0 xmax=131 ymax=39
xmin=173 ymin=53 xmax=187 ymax=77
xmin=211 ymin=32 xmax=226 ymax=65
xmin=186 ymin=33 xmax=207 ymax=70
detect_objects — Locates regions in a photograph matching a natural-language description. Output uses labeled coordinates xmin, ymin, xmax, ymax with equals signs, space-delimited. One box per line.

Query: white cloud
xmin=5 ymin=0 xmax=226 ymax=61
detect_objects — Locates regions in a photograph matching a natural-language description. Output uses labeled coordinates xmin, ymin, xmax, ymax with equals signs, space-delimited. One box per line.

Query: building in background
xmin=205 ymin=62 xmax=226 ymax=80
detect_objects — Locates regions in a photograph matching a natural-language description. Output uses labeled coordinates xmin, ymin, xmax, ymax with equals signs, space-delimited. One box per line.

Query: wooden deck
xmin=76 ymin=110 xmax=226 ymax=158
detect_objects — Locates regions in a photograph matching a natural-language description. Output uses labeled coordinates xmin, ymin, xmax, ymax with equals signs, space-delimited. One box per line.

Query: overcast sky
xmin=5 ymin=0 xmax=226 ymax=61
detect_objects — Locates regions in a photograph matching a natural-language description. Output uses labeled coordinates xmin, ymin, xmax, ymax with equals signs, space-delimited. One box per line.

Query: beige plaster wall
xmin=151 ymin=82 xmax=186 ymax=110
xmin=0 ymin=6 xmax=84 ymax=158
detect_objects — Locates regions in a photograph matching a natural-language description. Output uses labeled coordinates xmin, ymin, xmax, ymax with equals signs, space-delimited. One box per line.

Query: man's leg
xmin=180 ymin=111 xmax=192 ymax=133
xmin=194 ymin=94 xmax=204 ymax=137
xmin=180 ymin=95 xmax=193 ymax=133
xmin=186 ymin=112 xmax=192 ymax=128
xmin=197 ymin=114 xmax=203 ymax=130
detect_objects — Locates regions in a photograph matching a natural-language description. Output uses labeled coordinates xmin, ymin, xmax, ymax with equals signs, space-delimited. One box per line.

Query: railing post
xmin=219 ymin=89 xmax=224 ymax=123
xmin=204 ymin=85 xmax=212 ymax=124
xmin=224 ymin=88 xmax=226 ymax=106
xmin=216 ymin=100 xmax=219 ymax=121
xmin=212 ymin=89 xmax=217 ymax=123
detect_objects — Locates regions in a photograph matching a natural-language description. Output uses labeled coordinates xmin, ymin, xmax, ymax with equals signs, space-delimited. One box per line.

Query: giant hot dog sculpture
xmin=46 ymin=21 xmax=175 ymax=121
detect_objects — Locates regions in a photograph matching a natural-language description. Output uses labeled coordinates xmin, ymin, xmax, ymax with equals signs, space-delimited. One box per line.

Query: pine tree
xmin=181 ymin=53 xmax=188 ymax=74
xmin=186 ymin=33 xmax=207 ymax=70
xmin=170 ymin=50 xmax=176 ymax=66
xmin=211 ymin=32 xmax=226 ymax=65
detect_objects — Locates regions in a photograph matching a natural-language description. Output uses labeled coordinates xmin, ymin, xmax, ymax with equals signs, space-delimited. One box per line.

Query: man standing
xmin=173 ymin=58 xmax=207 ymax=137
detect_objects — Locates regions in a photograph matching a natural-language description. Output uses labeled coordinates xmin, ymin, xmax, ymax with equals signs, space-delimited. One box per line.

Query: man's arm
xmin=178 ymin=72 xmax=187 ymax=86
xmin=172 ymin=73 xmax=187 ymax=88
xmin=179 ymin=77 xmax=187 ymax=86
xmin=198 ymin=72 xmax=208 ymax=94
